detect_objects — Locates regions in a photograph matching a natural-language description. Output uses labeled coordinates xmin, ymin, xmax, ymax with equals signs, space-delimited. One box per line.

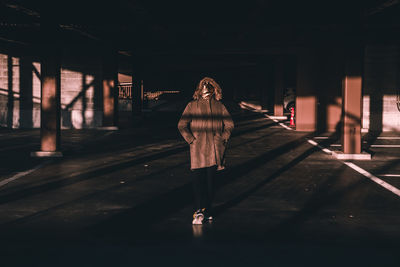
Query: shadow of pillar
xmin=364 ymin=46 xmax=383 ymax=148
xmin=315 ymin=46 xmax=327 ymax=134
xmin=369 ymin=86 xmax=383 ymax=134
xmin=316 ymin=45 xmax=344 ymax=134
xmin=295 ymin=48 xmax=318 ymax=131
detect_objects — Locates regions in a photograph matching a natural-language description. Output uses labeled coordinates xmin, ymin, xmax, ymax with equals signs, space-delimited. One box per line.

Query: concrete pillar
xmin=102 ymin=50 xmax=118 ymax=129
xmin=259 ymin=59 xmax=273 ymax=111
xmin=31 ymin=16 xmax=62 ymax=157
xmin=132 ymin=57 xmax=143 ymax=115
xmin=342 ymin=47 xmax=363 ymax=154
xmin=40 ymin=52 xmax=61 ymax=152
xmin=274 ymin=57 xmax=284 ymax=116
xmin=295 ymin=49 xmax=317 ymax=131
xmin=332 ymin=45 xmax=370 ymax=160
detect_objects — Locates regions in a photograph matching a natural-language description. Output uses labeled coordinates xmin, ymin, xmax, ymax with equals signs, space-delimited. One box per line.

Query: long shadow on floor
xmin=83 ymin=131 xmax=321 ymax=241
xmin=0 ymin=109 xmax=278 ymax=201
xmin=0 ymin=127 xmax=286 ymax=230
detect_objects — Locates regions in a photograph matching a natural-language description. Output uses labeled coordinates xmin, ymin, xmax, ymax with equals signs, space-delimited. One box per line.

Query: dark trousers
xmin=192 ymin=165 xmax=217 ymax=212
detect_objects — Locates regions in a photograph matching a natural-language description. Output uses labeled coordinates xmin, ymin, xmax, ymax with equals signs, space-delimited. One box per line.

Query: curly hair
xmin=193 ymin=77 xmax=222 ymax=101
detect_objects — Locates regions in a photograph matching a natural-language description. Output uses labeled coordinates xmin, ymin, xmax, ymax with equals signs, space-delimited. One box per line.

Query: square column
xmin=342 ymin=76 xmax=362 ymax=153
xmin=259 ymin=59 xmax=273 ymax=112
xmin=295 ymin=49 xmax=317 ymax=131
xmin=132 ymin=57 xmax=144 ymax=115
xmin=332 ymin=45 xmax=371 ymax=160
xmin=273 ymin=57 xmax=284 ymax=117
xmin=40 ymin=52 xmax=61 ymax=152
xmin=342 ymin=47 xmax=364 ymax=154
xmin=31 ymin=18 xmax=62 ymax=157
xmin=322 ymin=47 xmax=344 ymax=133
xmin=102 ymin=50 xmax=119 ymax=129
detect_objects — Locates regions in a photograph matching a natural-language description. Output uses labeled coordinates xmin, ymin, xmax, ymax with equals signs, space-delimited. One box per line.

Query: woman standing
xmin=178 ymin=77 xmax=234 ymax=225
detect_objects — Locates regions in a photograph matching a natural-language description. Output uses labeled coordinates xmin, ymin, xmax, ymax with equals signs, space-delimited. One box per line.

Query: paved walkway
xmin=1 ymin=101 xmax=400 ymax=266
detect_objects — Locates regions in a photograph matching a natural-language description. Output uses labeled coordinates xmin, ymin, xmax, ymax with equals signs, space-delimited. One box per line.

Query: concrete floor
xmin=1 ymin=101 xmax=400 ymax=266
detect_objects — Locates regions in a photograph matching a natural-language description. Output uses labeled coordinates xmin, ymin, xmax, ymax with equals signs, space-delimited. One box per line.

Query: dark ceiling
xmin=1 ymin=0 xmax=400 ymax=54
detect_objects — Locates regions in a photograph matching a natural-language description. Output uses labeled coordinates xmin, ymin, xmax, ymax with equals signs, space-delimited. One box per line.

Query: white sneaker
xmin=205 ymin=215 xmax=213 ymax=221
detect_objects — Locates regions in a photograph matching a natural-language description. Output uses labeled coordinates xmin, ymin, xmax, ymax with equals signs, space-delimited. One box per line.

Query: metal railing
xmin=118 ymin=83 xmax=132 ymax=99
xmin=145 ymin=90 xmax=180 ymax=100
xmin=118 ymin=82 xmax=180 ymax=101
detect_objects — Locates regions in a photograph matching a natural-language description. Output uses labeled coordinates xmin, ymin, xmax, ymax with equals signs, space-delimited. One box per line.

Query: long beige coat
xmin=178 ymin=98 xmax=234 ymax=170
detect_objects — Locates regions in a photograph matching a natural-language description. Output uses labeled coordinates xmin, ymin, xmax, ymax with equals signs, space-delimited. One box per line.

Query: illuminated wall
xmin=0 ymin=46 xmax=108 ymax=129
xmin=0 ymin=54 xmax=41 ymax=128
xmin=363 ymin=45 xmax=400 ymax=132
xmin=60 ymin=47 xmax=103 ymax=129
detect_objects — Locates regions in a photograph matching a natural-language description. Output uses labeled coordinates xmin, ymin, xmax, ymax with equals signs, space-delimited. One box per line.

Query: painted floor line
xmin=371 ymin=145 xmax=400 ymax=148
xmin=316 ymin=136 xmax=400 ymax=141
xmin=278 ymin=123 xmax=293 ymax=130
xmin=261 ymin=113 xmax=293 ymax=131
xmin=265 ymin=114 xmax=400 ymax=198
xmin=307 ymin=139 xmax=332 ymax=154
xmin=329 ymin=144 xmax=400 ymax=148
xmin=306 ymin=139 xmax=400 ymax=197
xmin=244 ymin=106 xmax=400 ymax=198
xmin=0 ymin=161 xmax=49 ymax=188
xmin=344 ymin=162 xmax=400 ymax=197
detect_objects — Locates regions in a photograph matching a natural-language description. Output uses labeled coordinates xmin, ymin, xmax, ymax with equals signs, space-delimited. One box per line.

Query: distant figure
xmin=178 ymin=77 xmax=234 ymax=225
